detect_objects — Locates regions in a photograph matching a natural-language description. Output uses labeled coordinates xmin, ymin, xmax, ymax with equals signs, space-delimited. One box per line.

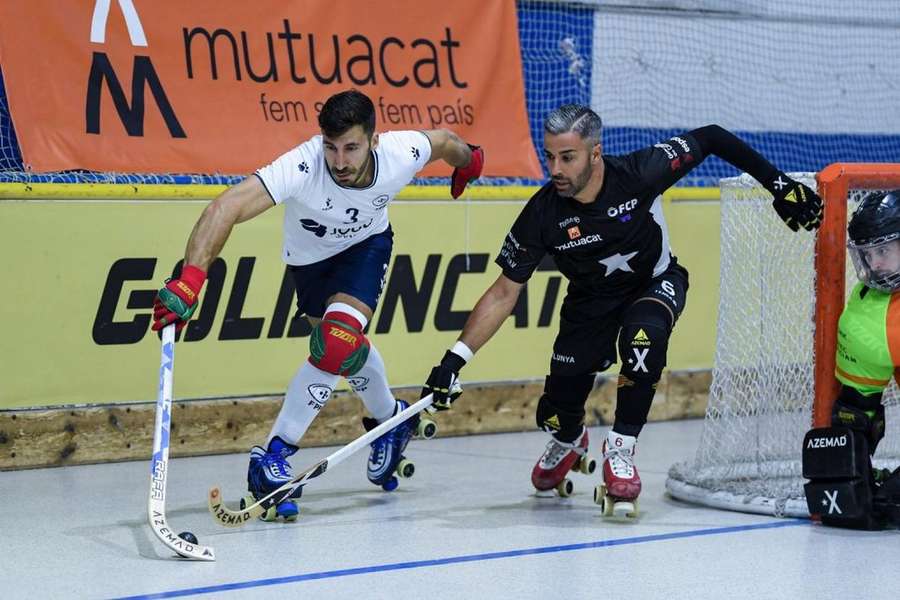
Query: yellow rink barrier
xmin=0 ymin=183 xmax=720 ymax=409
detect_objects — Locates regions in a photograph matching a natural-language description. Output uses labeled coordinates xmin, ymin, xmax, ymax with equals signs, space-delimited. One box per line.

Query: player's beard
xmin=553 ymin=160 xmax=592 ymax=198
xmin=332 ymin=146 xmax=374 ymax=187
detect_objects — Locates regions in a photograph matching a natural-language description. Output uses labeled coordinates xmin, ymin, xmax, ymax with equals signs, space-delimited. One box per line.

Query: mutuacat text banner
xmin=0 ymin=1 xmax=542 ymax=178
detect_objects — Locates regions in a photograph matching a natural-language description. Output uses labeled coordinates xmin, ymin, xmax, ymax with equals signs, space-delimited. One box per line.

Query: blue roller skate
xmin=363 ymin=400 xmax=421 ymax=491
xmin=244 ymin=436 xmax=303 ymax=522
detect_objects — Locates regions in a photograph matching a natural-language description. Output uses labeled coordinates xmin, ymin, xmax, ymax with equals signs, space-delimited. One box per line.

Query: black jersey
xmin=496 ymin=133 xmax=704 ymax=299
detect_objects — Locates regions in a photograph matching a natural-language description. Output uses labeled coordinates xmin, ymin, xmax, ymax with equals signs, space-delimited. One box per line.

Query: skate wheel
xmin=597 ymin=492 xmax=616 ymax=517
xmin=382 ymin=476 xmax=399 ymax=492
xmin=612 ymin=500 xmax=635 ymax=518
xmin=593 ymin=484 xmax=604 ymax=506
xmin=556 ymin=478 xmax=574 ymax=498
xmin=580 ymin=456 xmax=597 ymax=475
xmin=417 ymin=418 xmax=437 ymax=439
xmin=397 ymin=458 xmax=415 ymax=479
xmin=260 ymin=505 xmax=278 ymax=522
xmin=240 ymin=494 xmax=255 ymax=511
xmin=628 ymin=499 xmax=640 ymax=519
xmin=602 ymin=495 xmax=615 ymax=517
xmin=276 ymin=500 xmax=299 ymax=521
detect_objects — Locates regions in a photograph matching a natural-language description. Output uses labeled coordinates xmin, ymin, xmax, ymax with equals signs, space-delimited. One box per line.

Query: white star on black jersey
xmin=598 ymin=251 xmax=638 ymax=276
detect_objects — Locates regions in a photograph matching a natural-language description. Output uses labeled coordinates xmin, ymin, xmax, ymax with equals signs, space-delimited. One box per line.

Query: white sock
xmin=269 ymin=361 xmax=340 ymax=445
xmin=326 ymin=301 xmax=368 ymax=329
xmin=347 ymin=344 xmax=396 ymax=422
xmin=607 ymin=429 xmax=637 ymax=453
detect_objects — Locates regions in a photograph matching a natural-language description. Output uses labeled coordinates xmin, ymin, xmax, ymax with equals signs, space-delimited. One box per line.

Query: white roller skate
xmin=531 ymin=427 xmax=597 ymax=497
xmin=594 ymin=430 xmax=641 ymax=518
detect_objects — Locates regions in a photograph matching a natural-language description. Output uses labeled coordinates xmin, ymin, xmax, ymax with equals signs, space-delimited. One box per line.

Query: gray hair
xmin=543 ymin=105 xmax=602 ymax=146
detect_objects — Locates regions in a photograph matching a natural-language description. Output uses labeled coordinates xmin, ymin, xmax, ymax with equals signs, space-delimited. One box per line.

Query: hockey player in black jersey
xmin=420 ymin=104 xmax=822 ymax=516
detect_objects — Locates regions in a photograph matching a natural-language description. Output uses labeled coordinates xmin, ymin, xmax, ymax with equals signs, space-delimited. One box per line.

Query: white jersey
xmin=255 ymin=130 xmax=432 ymax=265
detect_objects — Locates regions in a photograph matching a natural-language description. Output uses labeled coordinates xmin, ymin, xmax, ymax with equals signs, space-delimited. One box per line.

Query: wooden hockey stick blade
xmin=208 ymin=394 xmax=435 ymax=528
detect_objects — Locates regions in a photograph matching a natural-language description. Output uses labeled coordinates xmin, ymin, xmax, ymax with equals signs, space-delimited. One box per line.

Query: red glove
xmin=152 ymin=265 xmax=207 ymax=332
xmin=450 ymin=145 xmax=484 ymax=199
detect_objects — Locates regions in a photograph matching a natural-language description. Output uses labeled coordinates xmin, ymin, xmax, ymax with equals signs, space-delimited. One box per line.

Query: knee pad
xmin=309 ymin=310 xmax=370 ymax=376
xmin=803 ymin=426 xmax=880 ymax=529
xmin=535 ymin=374 xmax=593 ymax=442
xmin=832 ymin=386 xmax=885 ymax=454
xmin=618 ymin=300 xmax=671 ymax=382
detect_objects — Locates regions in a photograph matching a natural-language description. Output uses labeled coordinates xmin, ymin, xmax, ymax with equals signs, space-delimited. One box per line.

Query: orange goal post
xmin=666 ymin=163 xmax=900 ymax=517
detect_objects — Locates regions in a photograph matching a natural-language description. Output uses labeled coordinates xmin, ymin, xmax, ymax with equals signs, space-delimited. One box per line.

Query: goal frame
xmin=666 ymin=163 xmax=900 ymax=518
xmin=813 ymin=163 xmax=900 ymax=428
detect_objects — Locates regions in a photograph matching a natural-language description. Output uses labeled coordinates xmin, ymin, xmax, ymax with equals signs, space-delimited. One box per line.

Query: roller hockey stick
xmin=148 ymin=325 xmax=215 ymax=561
xmin=208 ymin=393 xmax=435 ymax=528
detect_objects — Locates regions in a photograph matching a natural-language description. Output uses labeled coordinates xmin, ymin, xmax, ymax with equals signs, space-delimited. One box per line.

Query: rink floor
xmin=2 ymin=419 xmax=898 ymax=600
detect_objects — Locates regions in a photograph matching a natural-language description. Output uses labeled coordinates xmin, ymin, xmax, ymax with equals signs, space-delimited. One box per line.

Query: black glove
xmin=766 ymin=172 xmax=823 ymax=232
xmin=421 ymin=350 xmax=466 ymax=411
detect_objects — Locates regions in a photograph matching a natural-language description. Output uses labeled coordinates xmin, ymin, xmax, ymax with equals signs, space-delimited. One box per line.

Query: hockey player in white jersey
xmin=152 ymin=89 xmax=484 ymax=520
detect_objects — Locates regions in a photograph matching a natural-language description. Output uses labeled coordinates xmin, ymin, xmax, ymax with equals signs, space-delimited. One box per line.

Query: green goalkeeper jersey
xmin=836 ymin=282 xmax=900 ymax=396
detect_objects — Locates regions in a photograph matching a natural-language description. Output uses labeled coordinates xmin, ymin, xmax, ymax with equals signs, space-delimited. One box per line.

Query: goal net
xmin=666 ymin=164 xmax=900 ymax=517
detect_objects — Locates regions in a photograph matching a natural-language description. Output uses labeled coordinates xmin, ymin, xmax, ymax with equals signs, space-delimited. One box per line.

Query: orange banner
xmin=0 ymin=1 xmax=542 ymax=178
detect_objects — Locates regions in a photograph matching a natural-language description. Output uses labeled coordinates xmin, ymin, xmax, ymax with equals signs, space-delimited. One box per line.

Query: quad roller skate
xmin=363 ymin=400 xmax=436 ymax=491
xmin=244 ymin=436 xmax=303 ymax=522
xmin=531 ymin=427 xmax=597 ymax=497
xmin=594 ymin=431 xmax=641 ymax=518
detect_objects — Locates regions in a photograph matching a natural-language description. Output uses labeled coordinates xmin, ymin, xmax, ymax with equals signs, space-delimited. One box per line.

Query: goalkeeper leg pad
xmin=803 ymin=426 xmax=880 ymax=529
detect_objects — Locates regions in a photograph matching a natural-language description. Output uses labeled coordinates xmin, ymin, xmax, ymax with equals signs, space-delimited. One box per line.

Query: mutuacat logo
xmin=86 ymin=1 xmax=185 ymax=138
xmin=182 ymin=22 xmax=475 ymax=128
xmin=554 ymin=234 xmax=602 ymax=251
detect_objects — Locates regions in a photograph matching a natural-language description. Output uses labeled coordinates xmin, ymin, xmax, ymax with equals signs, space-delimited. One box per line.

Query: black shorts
xmin=549 ymin=261 xmax=689 ymax=376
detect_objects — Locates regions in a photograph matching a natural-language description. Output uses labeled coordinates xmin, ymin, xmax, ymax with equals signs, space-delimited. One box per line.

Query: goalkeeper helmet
xmin=848 ymin=189 xmax=900 ymax=292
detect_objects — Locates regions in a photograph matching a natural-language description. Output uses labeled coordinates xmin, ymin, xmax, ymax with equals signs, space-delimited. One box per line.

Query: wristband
xmin=441 ymin=349 xmax=468 ymax=373
xmin=451 ymin=340 xmax=474 ymax=363
xmin=179 ymin=264 xmax=207 ymax=291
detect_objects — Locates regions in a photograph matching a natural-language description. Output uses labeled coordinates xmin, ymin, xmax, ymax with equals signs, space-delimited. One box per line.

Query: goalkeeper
xmin=803 ymin=189 xmax=900 ymax=529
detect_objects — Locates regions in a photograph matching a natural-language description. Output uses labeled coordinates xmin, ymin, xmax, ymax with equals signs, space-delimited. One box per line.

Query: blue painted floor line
xmin=113 ymin=519 xmax=809 ymax=600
